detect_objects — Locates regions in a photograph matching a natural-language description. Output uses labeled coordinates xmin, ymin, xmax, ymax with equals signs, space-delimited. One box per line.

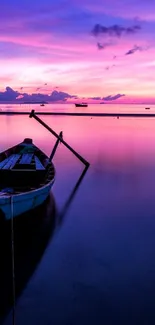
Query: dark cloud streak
xmin=89 ymin=94 xmax=125 ymax=101
xmin=97 ymin=41 xmax=113 ymax=50
xmin=103 ymin=94 xmax=125 ymax=101
xmin=92 ymin=24 xmax=141 ymax=37
xmin=105 ymin=64 xmax=116 ymax=70
xmin=125 ymin=44 xmax=144 ymax=55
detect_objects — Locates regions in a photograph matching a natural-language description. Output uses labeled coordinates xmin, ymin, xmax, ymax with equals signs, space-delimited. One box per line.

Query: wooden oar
xmin=29 ymin=110 xmax=89 ymax=167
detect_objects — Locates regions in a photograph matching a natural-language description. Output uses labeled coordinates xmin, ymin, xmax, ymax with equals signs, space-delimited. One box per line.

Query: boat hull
xmin=0 ymin=179 xmax=54 ymax=220
xmin=75 ymin=104 xmax=88 ymax=107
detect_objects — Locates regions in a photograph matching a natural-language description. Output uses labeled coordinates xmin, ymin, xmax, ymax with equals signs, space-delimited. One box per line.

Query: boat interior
xmin=0 ymin=138 xmax=55 ymax=193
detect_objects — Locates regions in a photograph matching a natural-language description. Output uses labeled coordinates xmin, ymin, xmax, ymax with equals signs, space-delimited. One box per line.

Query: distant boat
xmin=0 ymin=138 xmax=55 ymax=220
xmin=145 ymin=107 xmax=150 ymax=110
xmin=40 ymin=103 xmax=45 ymax=106
xmin=100 ymin=102 xmax=105 ymax=104
xmin=75 ymin=103 xmax=88 ymax=107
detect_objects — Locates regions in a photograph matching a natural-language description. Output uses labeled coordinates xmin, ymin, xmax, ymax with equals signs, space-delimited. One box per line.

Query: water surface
xmin=1 ymin=104 xmax=155 ymax=325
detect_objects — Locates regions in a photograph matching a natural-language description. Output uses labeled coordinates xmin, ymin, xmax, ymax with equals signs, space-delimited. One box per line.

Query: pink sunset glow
xmin=0 ymin=0 xmax=155 ymax=103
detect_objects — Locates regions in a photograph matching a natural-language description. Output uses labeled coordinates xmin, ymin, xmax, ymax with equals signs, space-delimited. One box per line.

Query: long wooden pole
xmin=29 ymin=110 xmax=89 ymax=167
xmin=49 ymin=131 xmax=63 ymax=161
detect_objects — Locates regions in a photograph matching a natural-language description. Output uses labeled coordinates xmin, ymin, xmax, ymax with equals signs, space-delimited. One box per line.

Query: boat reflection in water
xmin=0 ymin=192 xmax=57 ymax=323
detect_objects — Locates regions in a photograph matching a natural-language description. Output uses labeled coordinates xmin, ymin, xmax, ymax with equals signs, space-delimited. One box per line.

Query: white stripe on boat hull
xmin=0 ymin=180 xmax=54 ymax=220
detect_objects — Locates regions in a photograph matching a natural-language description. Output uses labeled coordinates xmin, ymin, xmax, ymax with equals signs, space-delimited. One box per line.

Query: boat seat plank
xmin=2 ymin=154 xmax=21 ymax=169
xmin=19 ymin=153 xmax=33 ymax=164
xmin=0 ymin=157 xmax=10 ymax=169
xmin=34 ymin=156 xmax=45 ymax=170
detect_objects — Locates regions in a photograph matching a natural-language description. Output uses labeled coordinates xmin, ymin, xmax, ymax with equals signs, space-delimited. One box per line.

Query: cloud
xmin=103 ymin=94 xmax=125 ymax=101
xmin=97 ymin=42 xmax=106 ymax=50
xmin=0 ymin=87 xmax=76 ymax=102
xmin=97 ymin=42 xmax=111 ymax=50
xmin=105 ymin=64 xmax=116 ymax=70
xmin=90 ymin=96 xmax=102 ymax=100
xmin=0 ymin=88 xmax=125 ymax=102
xmin=88 ymin=94 xmax=124 ymax=101
xmin=125 ymin=44 xmax=143 ymax=55
xmin=92 ymin=24 xmax=141 ymax=37
xmin=0 ymin=87 xmax=19 ymax=101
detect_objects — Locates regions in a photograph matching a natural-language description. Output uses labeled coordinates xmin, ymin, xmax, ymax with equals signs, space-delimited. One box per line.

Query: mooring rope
xmin=10 ymin=195 xmax=15 ymax=325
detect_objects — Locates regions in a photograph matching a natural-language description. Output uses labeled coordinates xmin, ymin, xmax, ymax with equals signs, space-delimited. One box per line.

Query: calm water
xmin=1 ymin=104 xmax=155 ymax=325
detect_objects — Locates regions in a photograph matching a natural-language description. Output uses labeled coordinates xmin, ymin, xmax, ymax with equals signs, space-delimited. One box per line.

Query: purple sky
xmin=0 ymin=0 xmax=155 ymax=102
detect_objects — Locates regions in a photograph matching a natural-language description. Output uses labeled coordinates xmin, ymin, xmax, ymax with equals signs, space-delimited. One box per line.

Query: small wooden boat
xmin=0 ymin=138 xmax=55 ymax=220
xmin=75 ymin=103 xmax=88 ymax=107
xmin=145 ymin=107 xmax=150 ymax=110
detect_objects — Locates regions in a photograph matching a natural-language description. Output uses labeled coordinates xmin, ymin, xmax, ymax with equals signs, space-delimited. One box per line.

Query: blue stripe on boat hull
xmin=0 ymin=180 xmax=54 ymax=220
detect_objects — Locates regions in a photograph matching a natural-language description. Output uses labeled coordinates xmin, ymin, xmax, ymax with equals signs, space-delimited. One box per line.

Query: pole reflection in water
xmin=0 ymin=192 xmax=57 ymax=323
xmin=57 ymin=164 xmax=89 ymax=226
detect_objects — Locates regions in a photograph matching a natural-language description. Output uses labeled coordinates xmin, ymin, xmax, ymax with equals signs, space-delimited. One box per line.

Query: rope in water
xmin=11 ymin=196 xmax=15 ymax=325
